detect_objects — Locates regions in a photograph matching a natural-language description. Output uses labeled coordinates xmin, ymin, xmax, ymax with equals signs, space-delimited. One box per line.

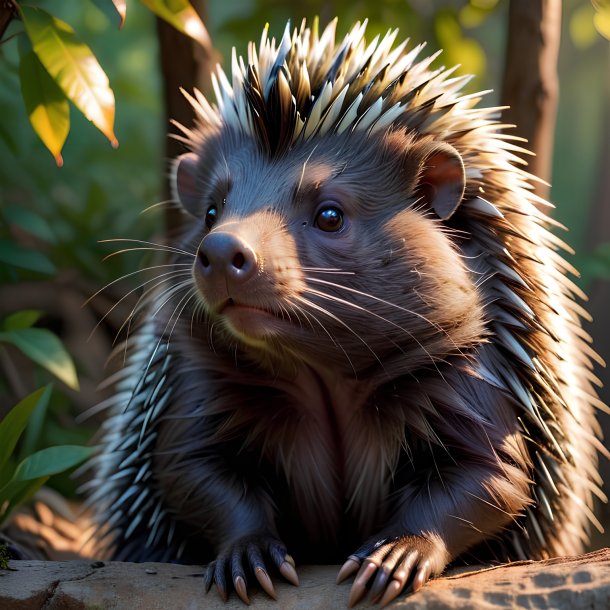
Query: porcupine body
xmin=88 ymin=19 xmax=605 ymax=606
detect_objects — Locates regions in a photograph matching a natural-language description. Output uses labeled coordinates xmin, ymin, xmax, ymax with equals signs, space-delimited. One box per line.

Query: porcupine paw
xmin=336 ymin=534 xmax=447 ymax=607
xmin=204 ymin=533 xmax=299 ymax=604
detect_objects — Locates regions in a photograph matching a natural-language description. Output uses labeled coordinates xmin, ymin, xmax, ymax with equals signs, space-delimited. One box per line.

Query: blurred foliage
xmin=0 ymin=1 xmax=164 ymax=327
xmin=0 ymin=386 xmax=93 ymax=527
xmin=2 ymin=1 xmax=209 ymax=163
xmin=0 ymin=310 xmax=78 ymax=390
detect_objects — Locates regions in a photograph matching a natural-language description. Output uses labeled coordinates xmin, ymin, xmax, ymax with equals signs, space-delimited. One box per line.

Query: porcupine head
xmin=140 ymin=17 xmax=601 ymax=608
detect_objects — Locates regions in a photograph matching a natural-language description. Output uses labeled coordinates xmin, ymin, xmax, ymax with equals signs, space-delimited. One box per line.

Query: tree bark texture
xmin=501 ymin=0 xmax=561 ymax=202
xmin=155 ymin=0 xmax=216 ymax=227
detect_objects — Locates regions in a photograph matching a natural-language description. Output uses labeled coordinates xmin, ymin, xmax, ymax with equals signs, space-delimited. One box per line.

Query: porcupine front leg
xmin=338 ymin=376 xmax=532 ymax=607
xmin=204 ymin=483 xmax=300 ymax=604
xmin=154 ymin=428 xmax=298 ymax=604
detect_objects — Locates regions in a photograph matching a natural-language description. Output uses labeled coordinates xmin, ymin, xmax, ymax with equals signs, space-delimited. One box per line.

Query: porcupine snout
xmin=196 ymin=231 xmax=258 ymax=286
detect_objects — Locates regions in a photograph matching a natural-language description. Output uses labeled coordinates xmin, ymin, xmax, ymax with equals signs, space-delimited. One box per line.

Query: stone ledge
xmin=1 ymin=548 xmax=609 ymax=609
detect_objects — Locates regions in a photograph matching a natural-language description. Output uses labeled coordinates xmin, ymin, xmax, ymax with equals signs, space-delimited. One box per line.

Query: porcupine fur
xmin=87 ymin=18 xmax=606 ymax=603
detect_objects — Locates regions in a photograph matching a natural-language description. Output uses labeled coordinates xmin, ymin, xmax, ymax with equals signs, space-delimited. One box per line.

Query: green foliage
xmin=0 ymin=311 xmax=79 ymax=391
xmin=2 ymin=0 xmax=207 ymax=165
xmin=0 ymin=386 xmax=93 ymax=526
xmin=0 ymin=543 xmax=8 ymax=569
xmin=0 ymin=329 xmax=79 ymax=391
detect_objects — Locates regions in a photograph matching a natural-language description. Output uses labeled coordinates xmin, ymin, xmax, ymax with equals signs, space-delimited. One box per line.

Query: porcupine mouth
xmin=217 ymin=297 xmax=288 ymax=341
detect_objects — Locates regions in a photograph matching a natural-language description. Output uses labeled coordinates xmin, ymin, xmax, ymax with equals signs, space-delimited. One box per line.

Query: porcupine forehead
xmin=197 ymin=126 xmax=417 ymax=224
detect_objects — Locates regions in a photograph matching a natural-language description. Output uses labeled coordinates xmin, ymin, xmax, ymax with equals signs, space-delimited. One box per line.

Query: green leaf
xmin=18 ymin=35 xmax=70 ymax=167
xmin=0 ymin=122 xmax=19 ymax=155
xmin=2 ymin=310 xmax=42 ymax=331
xmin=2 ymin=205 xmax=56 ymax=244
xmin=12 ymin=445 xmax=94 ymax=481
xmin=19 ymin=6 xmax=118 ymax=147
xmin=0 ymin=328 xmax=79 ymax=390
xmin=139 ymin=0 xmax=211 ymax=48
xmin=0 ymin=240 xmax=56 ymax=274
xmin=0 ymin=477 xmax=50 ymax=525
xmin=19 ymin=384 xmax=51 ymax=459
xmin=92 ymin=0 xmax=127 ymax=29
xmin=0 ymin=386 xmax=52 ymax=474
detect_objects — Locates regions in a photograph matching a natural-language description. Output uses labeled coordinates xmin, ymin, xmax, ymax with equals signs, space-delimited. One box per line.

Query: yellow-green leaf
xmin=0 ymin=328 xmax=79 ymax=390
xmin=594 ymin=6 xmax=610 ymax=41
xmin=92 ymin=0 xmax=127 ymax=29
xmin=2 ymin=310 xmax=42 ymax=331
xmin=19 ymin=5 xmax=118 ymax=148
xmin=570 ymin=4 xmax=598 ymax=49
xmin=140 ymin=0 xmax=210 ymax=49
xmin=18 ymin=36 xmax=69 ymax=167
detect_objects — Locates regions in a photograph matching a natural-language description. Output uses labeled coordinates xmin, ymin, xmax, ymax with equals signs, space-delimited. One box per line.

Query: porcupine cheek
xmin=192 ymin=213 xmax=306 ymax=343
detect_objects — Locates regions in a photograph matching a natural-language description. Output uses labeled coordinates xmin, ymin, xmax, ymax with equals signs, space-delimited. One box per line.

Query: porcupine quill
xmin=86 ymin=18 xmax=607 ymax=607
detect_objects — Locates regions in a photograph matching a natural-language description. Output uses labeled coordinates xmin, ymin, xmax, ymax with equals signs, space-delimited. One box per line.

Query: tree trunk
xmin=501 ymin=0 xmax=561 ymax=202
xmin=155 ymin=0 xmax=216 ymax=227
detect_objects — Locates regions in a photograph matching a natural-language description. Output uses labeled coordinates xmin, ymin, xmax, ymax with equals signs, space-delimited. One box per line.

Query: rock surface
xmin=1 ymin=548 xmax=609 ymax=609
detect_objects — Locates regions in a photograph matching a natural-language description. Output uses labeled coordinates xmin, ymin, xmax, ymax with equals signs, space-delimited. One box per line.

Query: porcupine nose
xmin=197 ymin=232 xmax=257 ymax=283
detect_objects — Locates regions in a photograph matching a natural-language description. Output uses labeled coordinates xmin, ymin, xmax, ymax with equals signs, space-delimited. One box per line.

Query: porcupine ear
xmin=171 ymin=152 xmax=200 ymax=215
xmin=416 ymin=142 xmax=466 ymax=220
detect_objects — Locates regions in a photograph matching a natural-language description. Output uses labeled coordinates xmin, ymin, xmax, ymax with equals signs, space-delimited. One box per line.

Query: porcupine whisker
xmin=133 ymin=281 xmax=196 ymax=397
xmin=140 ymin=199 xmax=182 ymax=215
xmin=305 ymin=291 xmax=429 ymax=384
xmin=286 ymin=297 xmax=337 ymax=341
xmin=89 ymin=268 xmax=192 ymax=343
xmin=301 ymin=266 xmax=356 ymax=275
xmin=166 ymin=289 xmax=199 ymax=348
xmin=286 ymin=300 xmax=315 ymax=332
xmin=125 ymin=278 xmax=192 ymax=356
xmin=102 ymin=247 xmax=194 ymax=261
xmin=292 ymin=294 xmax=378 ymax=378
xmin=100 ymin=238 xmax=196 ymax=258
xmin=306 ymin=276 xmax=449 ymax=337
xmin=112 ymin=271 xmax=192 ymax=344
xmin=150 ymin=279 xmax=193 ymax=321
xmin=277 ymin=302 xmax=294 ymax=325
xmin=190 ymin=301 xmax=206 ymax=337
xmin=86 ymin=263 xmax=192 ymax=305
xmin=309 ymin=276 xmax=468 ymax=360
xmin=304 ymin=286 xmax=446 ymax=374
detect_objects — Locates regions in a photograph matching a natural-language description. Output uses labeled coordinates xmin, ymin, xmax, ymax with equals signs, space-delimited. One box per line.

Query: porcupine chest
xmin=263 ymin=367 xmax=390 ymax=559
xmin=153 ymin=361 xmax=391 ymax=561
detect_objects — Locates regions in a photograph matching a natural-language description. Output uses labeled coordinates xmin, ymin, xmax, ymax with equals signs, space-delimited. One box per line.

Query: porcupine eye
xmin=204 ymin=204 xmax=218 ymax=230
xmin=315 ymin=205 xmax=344 ymax=232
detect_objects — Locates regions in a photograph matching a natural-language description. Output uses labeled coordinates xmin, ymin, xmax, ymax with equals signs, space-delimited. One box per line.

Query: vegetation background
xmin=1 ymin=0 xmax=609 ymax=550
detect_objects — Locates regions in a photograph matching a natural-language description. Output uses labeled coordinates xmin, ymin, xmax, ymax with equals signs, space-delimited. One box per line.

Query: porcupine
xmin=87 ymin=18 xmax=606 ymax=607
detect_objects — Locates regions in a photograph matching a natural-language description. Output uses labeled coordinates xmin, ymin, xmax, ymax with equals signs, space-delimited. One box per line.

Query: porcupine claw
xmin=336 ymin=556 xmax=361 ymax=584
xmin=339 ymin=534 xmax=443 ymax=607
xmin=205 ymin=533 xmax=297 ymax=604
